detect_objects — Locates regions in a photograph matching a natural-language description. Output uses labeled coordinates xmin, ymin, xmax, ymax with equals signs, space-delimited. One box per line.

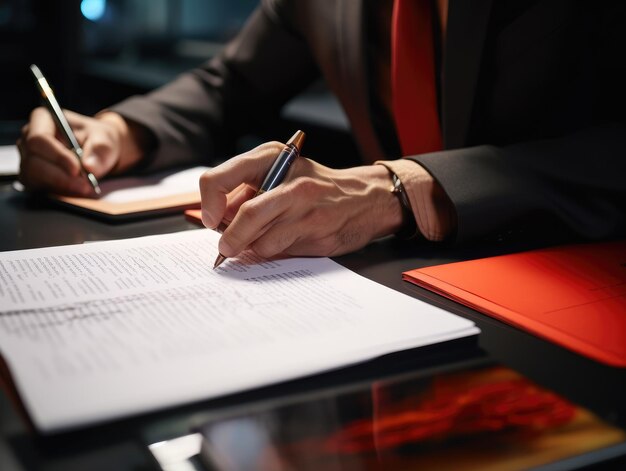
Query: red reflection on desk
xmin=199 ymin=366 xmax=625 ymax=471
xmin=321 ymin=368 xmax=575 ymax=455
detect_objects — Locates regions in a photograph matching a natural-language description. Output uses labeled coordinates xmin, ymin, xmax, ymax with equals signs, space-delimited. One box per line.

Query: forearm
xmin=108 ymin=3 xmax=318 ymax=172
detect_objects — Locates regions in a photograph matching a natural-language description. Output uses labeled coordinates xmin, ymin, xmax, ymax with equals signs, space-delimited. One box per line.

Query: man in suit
xmin=18 ymin=0 xmax=626 ymax=260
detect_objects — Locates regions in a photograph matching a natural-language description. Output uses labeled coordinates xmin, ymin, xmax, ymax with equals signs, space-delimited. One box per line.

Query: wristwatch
xmin=390 ymin=172 xmax=419 ymax=240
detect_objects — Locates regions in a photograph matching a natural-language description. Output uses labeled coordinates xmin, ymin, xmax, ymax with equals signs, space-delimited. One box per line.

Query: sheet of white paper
xmin=0 ymin=229 xmax=478 ymax=432
xmin=0 ymin=145 xmax=19 ymax=176
xmin=97 ymin=166 xmax=209 ymax=203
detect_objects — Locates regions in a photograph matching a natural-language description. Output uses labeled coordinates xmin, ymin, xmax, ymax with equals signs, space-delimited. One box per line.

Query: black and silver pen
xmin=30 ymin=64 xmax=101 ymax=195
xmin=213 ymin=129 xmax=306 ymax=269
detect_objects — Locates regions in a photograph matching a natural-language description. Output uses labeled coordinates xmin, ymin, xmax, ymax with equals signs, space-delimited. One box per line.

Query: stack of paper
xmin=0 ymin=229 xmax=478 ymax=433
xmin=0 ymin=145 xmax=19 ymax=177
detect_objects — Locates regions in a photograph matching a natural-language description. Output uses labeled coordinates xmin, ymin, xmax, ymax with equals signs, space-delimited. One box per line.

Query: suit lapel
xmin=442 ymin=0 xmax=493 ymax=149
xmin=337 ymin=0 xmax=387 ymax=163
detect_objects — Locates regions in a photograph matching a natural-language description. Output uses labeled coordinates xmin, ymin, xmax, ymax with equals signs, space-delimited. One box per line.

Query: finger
xmin=20 ymin=155 xmax=92 ymax=196
xmin=249 ymin=195 xmax=343 ymax=259
xmin=249 ymin=218 xmax=301 ymax=259
xmin=26 ymin=107 xmax=82 ymax=176
xmin=73 ymin=128 xmax=88 ymax=145
xmin=199 ymin=142 xmax=283 ymax=229
xmin=63 ymin=109 xmax=89 ymax=131
xmin=81 ymin=134 xmax=116 ymax=177
xmin=210 ymin=183 xmax=260 ymax=233
xmin=223 ymin=183 xmax=257 ymax=223
xmin=218 ymin=182 xmax=301 ymax=258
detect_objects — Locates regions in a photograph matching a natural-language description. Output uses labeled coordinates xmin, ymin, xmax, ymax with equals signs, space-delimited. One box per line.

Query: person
xmin=18 ymin=0 xmax=626 ymax=261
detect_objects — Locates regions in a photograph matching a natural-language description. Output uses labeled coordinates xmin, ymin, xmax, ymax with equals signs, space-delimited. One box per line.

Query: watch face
xmin=392 ymin=173 xmax=404 ymax=194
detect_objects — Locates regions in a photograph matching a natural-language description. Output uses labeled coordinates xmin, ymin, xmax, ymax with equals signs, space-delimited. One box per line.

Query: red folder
xmin=403 ymin=241 xmax=626 ymax=367
xmin=185 ymin=208 xmax=203 ymax=225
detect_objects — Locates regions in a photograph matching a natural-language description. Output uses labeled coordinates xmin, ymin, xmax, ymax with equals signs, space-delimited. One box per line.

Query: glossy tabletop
xmin=0 ymin=179 xmax=624 ymax=471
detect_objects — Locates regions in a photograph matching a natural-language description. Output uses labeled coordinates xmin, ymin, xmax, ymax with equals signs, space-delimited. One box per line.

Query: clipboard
xmin=403 ymin=241 xmax=626 ymax=367
xmin=49 ymin=166 xmax=209 ymax=222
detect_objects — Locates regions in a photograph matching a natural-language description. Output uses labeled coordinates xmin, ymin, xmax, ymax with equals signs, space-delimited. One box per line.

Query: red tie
xmin=391 ymin=0 xmax=443 ymax=155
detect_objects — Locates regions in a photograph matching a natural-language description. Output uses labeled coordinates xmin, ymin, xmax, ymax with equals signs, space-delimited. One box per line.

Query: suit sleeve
xmin=412 ymin=123 xmax=626 ymax=243
xmin=412 ymin=4 xmax=626 ymax=244
xmin=109 ymin=0 xmax=319 ymax=171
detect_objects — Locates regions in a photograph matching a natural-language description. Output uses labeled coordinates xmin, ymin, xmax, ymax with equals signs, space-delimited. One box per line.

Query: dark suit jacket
xmin=112 ymin=0 xmax=626 ymax=243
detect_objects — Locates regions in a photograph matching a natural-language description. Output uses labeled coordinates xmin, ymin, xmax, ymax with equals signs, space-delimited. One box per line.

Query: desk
xmin=0 ymin=178 xmax=625 ymax=470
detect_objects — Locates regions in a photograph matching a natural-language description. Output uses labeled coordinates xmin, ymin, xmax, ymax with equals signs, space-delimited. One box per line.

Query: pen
xmin=213 ymin=130 xmax=306 ymax=269
xmin=29 ymin=64 xmax=101 ymax=195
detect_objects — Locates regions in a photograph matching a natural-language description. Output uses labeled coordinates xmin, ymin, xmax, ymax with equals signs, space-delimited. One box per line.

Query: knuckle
xmin=199 ymin=170 xmax=217 ymax=190
xmin=291 ymin=177 xmax=320 ymax=198
xmin=24 ymin=132 xmax=46 ymax=149
xmin=257 ymin=141 xmax=283 ymax=154
xmin=89 ymin=138 xmax=111 ymax=155
xmin=25 ymin=135 xmax=59 ymax=162
xmin=237 ymin=200 xmax=261 ymax=224
xmin=237 ymin=153 xmax=259 ymax=169
xmin=29 ymin=106 xmax=46 ymax=121
xmin=199 ymin=170 xmax=211 ymax=185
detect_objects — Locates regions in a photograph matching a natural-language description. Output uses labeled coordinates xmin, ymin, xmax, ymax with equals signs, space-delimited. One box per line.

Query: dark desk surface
xmin=1 ymin=179 xmax=625 ymax=471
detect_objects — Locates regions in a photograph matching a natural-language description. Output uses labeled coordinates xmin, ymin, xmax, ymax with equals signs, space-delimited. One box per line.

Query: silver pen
xmin=30 ymin=64 xmax=101 ymax=195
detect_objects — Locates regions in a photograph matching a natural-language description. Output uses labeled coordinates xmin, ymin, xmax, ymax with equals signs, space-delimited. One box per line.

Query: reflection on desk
xmin=151 ymin=363 xmax=626 ymax=471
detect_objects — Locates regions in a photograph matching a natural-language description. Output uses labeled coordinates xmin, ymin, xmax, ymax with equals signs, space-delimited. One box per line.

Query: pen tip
xmin=213 ymin=253 xmax=227 ymax=270
xmin=87 ymin=173 xmax=102 ymax=196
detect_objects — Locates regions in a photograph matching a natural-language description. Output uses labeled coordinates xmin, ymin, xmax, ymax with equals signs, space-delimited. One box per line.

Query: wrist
xmin=96 ymin=112 xmax=146 ymax=174
xmin=356 ymin=164 xmax=406 ymax=239
xmin=375 ymin=163 xmax=420 ymax=239
xmin=374 ymin=159 xmax=456 ymax=242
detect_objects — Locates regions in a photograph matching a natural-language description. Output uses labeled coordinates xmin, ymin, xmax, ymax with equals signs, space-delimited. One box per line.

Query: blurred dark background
xmin=0 ymin=0 xmax=356 ymax=162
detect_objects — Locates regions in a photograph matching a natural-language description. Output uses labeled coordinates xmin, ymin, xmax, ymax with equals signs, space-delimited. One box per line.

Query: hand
xmin=200 ymin=141 xmax=405 ymax=259
xmin=17 ymin=109 xmax=144 ymax=196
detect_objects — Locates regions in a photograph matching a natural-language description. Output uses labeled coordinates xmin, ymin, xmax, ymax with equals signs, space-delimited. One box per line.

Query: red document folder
xmin=403 ymin=241 xmax=626 ymax=367
xmin=185 ymin=208 xmax=203 ymax=225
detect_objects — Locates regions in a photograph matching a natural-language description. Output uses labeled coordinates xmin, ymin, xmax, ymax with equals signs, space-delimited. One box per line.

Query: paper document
xmin=0 ymin=229 xmax=478 ymax=432
xmin=51 ymin=166 xmax=209 ymax=219
xmin=0 ymin=145 xmax=19 ymax=176
xmin=95 ymin=166 xmax=208 ymax=203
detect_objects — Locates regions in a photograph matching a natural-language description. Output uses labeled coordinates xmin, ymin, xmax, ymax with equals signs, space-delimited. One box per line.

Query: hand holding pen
xmin=212 ymin=130 xmax=305 ymax=268
xmin=200 ymin=129 xmax=407 ymax=266
xmin=29 ymin=64 xmax=101 ymax=195
xmin=18 ymin=66 xmax=147 ymax=196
